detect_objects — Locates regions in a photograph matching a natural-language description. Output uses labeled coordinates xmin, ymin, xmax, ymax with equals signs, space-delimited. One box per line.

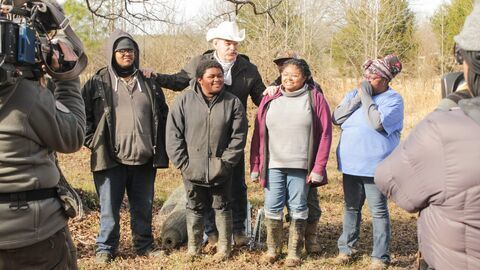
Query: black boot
xmin=186 ymin=211 xmax=203 ymax=258
xmin=213 ymin=210 xmax=232 ymax=261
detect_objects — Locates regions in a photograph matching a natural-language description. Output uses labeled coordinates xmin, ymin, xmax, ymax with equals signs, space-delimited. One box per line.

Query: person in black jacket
xmin=81 ymin=30 xmax=169 ymax=263
xmin=148 ymin=20 xmax=265 ymax=246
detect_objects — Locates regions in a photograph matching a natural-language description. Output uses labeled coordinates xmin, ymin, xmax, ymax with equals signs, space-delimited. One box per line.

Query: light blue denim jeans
xmin=264 ymin=168 xmax=310 ymax=220
xmin=337 ymin=174 xmax=391 ymax=263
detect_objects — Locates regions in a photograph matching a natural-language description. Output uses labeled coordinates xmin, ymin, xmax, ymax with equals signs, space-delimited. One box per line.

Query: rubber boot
xmin=304 ymin=220 xmax=321 ymax=254
xmin=285 ymin=219 xmax=306 ymax=267
xmin=261 ymin=218 xmax=283 ymax=264
xmin=186 ymin=211 xmax=204 ymax=258
xmin=233 ymin=231 xmax=248 ymax=247
xmin=213 ymin=210 xmax=232 ymax=262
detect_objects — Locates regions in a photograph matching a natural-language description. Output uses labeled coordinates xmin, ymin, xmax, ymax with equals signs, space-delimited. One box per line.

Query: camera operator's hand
xmin=49 ymin=51 xmax=61 ymax=71
xmin=42 ymin=38 xmax=79 ymax=73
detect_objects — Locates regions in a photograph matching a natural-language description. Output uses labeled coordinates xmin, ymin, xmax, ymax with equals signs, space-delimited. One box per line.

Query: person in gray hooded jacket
xmin=0 ymin=54 xmax=85 ymax=268
xmin=375 ymin=3 xmax=480 ymax=270
xmin=81 ymin=29 xmax=169 ymax=263
xmin=148 ymin=21 xmax=265 ymax=245
xmin=166 ymin=60 xmax=247 ymax=261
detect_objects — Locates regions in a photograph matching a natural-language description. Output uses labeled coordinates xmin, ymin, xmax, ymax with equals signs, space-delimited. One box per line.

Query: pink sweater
xmin=250 ymin=84 xmax=333 ymax=188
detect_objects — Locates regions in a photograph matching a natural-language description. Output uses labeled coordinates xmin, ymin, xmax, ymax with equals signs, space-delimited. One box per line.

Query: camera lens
xmin=453 ymin=43 xmax=463 ymax=65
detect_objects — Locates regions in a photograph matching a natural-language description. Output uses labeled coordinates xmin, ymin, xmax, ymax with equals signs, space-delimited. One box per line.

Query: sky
xmin=409 ymin=0 xmax=450 ymax=18
xmin=175 ymin=0 xmax=450 ymax=22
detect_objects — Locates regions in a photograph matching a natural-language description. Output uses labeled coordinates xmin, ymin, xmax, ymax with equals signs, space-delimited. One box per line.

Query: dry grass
xmin=58 ymin=76 xmax=441 ymax=269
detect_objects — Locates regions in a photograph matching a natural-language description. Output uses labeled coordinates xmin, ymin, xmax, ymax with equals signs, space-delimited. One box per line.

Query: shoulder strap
xmin=40 ymin=1 xmax=88 ymax=80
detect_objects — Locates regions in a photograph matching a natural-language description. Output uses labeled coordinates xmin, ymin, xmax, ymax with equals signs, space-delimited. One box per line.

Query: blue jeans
xmin=205 ymin=157 xmax=247 ymax=235
xmin=264 ymin=168 xmax=310 ymax=220
xmin=338 ymin=174 xmax=390 ymax=263
xmin=93 ymin=162 xmax=156 ymax=255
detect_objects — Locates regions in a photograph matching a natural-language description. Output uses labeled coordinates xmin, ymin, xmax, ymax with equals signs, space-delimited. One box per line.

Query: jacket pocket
xmin=208 ymin=157 xmax=231 ymax=183
xmin=87 ymin=113 xmax=107 ymax=150
xmin=182 ymin=158 xmax=206 ymax=184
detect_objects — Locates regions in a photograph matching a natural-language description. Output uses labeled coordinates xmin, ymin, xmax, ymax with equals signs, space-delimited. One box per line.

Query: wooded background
xmin=66 ymin=0 xmax=474 ymax=83
xmin=58 ymin=0 xmax=475 ymax=269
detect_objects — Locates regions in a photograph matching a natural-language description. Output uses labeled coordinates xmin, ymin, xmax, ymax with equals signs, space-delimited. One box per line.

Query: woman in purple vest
xmin=250 ymin=59 xmax=332 ymax=267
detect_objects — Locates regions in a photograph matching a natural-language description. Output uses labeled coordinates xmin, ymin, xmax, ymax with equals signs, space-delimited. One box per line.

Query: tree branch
xmin=225 ymin=0 xmax=283 ymax=24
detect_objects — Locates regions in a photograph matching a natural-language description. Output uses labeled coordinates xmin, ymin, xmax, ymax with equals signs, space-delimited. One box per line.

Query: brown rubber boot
xmin=233 ymin=231 xmax=249 ymax=247
xmin=285 ymin=219 xmax=306 ymax=267
xmin=213 ymin=210 xmax=232 ymax=262
xmin=304 ymin=220 xmax=321 ymax=254
xmin=186 ymin=211 xmax=203 ymax=259
xmin=261 ymin=218 xmax=283 ymax=264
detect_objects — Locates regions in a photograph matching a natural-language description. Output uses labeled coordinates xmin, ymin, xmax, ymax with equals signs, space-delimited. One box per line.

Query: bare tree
xmin=215 ymin=0 xmax=340 ymax=83
xmin=332 ymin=0 xmax=416 ymax=76
xmin=84 ymin=0 xmax=178 ymax=32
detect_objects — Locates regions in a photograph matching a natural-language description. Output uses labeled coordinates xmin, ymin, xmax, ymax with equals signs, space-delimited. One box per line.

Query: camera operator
xmin=375 ymin=2 xmax=480 ymax=270
xmin=0 ymin=39 xmax=85 ymax=270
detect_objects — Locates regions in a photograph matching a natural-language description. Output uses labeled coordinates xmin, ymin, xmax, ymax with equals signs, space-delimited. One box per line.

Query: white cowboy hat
xmin=206 ymin=21 xmax=245 ymax=42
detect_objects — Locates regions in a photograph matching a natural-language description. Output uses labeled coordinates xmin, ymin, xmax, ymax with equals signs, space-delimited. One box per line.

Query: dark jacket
xmin=0 ymin=77 xmax=85 ymax=249
xmin=155 ymin=50 xmax=265 ymax=107
xmin=81 ymin=30 xmax=169 ymax=171
xmin=166 ymin=80 xmax=247 ymax=186
xmin=375 ymin=96 xmax=480 ymax=270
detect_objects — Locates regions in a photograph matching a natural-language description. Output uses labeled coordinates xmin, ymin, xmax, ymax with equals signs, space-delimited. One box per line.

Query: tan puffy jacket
xmin=375 ymin=97 xmax=480 ymax=270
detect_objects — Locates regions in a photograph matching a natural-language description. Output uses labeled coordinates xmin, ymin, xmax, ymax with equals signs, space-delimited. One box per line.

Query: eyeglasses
xmin=116 ymin=49 xmax=135 ymax=55
xmin=281 ymin=72 xmax=302 ymax=80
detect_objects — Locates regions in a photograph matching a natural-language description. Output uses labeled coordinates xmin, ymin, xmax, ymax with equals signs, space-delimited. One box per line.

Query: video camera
xmin=0 ymin=0 xmax=87 ymax=86
xmin=441 ymin=43 xmax=467 ymax=98
xmin=441 ymin=72 xmax=465 ymax=98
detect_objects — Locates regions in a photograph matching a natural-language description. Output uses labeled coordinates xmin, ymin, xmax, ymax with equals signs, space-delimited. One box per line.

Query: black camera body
xmin=0 ymin=19 xmax=36 ymax=64
xmin=0 ymin=0 xmax=87 ymax=86
xmin=441 ymin=72 xmax=465 ymax=98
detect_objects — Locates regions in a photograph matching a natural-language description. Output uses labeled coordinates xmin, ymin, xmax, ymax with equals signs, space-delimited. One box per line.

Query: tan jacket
xmin=0 ymin=78 xmax=85 ymax=249
xmin=375 ymin=97 xmax=480 ymax=270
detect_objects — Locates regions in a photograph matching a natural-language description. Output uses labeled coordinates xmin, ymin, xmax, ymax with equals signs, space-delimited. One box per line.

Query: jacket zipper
xmin=149 ymin=81 xmax=158 ymax=157
xmin=206 ymin=106 xmax=211 ymax=184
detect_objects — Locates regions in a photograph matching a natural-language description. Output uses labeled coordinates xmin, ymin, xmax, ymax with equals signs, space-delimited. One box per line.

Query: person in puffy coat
xmin=374 ymin=3 xmax=480 ymax=270
xmin=166 ymin=60 xmax=247 ymax=261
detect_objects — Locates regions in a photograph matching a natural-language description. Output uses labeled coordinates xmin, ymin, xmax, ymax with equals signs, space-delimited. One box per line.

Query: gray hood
xmin=459 ymin=96 xmax=480 ymax=125
xmin=105 ymin=29 xmax=140 ymax=75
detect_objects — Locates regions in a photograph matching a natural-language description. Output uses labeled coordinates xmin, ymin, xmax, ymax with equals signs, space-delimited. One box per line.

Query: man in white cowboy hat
xmin=148 ymin=20 xmax=266 ymax=249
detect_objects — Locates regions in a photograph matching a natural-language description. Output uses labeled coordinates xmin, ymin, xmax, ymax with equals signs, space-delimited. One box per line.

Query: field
xmin=59 ymin=76 xmax=441 ymax=269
